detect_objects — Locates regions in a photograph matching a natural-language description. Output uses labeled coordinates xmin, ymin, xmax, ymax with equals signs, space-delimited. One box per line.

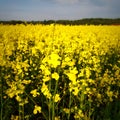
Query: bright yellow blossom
xmin=30 ymin=89 xmax=40 ymax=97
xmin=52 ymin=72 xmax=59 ymax=81
xmin=33 ymin=105 xmax=41 ymax=114
xmin=53 ymin=94 xmax=61 ymax=102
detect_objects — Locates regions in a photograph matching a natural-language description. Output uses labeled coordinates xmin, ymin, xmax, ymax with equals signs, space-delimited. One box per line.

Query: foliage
xmin=0 ymin=18 xmax=120 ymax=25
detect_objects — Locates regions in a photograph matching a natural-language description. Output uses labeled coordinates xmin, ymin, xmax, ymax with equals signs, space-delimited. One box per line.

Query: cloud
xmin=88 ymin=0 xmax=106 ymax=6
xmin=0 ymin=0 xmax=120 ymax=20
xmin=54 ymin=0 xmax=81 ymax=4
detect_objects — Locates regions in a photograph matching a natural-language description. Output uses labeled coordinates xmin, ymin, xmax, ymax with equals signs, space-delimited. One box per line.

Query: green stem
xmin=52 ymin=80 xmax=58 ymax=120
xmin=88 ymin=101 xmax=92 ymax=119
xmin=24 ymin=91 xmax=36 ymax=104
xmin=22 ymin=105 xmax=24 ymax=120
xmin=80 ymin=86 xmax=85 ymax=109
xmin=68 ymin=91 xmax=72 ymax=120
xmin=19 ymin=104 xmax=24 ymax=120
xmin=19 ymin=104 xmax=21 ymax=120
xmin=49 ymin=80 xmax=52 ymax=120
xmin=0 ymin=73 xmax=3 ymax=120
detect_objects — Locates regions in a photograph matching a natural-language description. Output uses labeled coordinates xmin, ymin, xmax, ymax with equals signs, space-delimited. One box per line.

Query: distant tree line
xmin=0 ymin=18 xmax=120 ymax=25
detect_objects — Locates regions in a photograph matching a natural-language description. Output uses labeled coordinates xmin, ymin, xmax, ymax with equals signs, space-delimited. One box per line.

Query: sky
xmin=0 ymin=0 xmax=120 ymax=21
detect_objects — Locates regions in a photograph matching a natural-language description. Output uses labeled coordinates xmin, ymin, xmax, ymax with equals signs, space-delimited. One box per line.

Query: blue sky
xmin=0 ymin=0 xmax=120 ymax=21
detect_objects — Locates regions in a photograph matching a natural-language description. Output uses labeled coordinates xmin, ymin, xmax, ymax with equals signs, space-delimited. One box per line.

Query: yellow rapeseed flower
xmin=53 ymin=94 xmax=61 ymax=102
xmin=52 ymin=72 xmax=59 ymax=81
xmin=33 ymin=105 xmax=41 ymax=114
xmin=30 ymin=89 xmax=40 ymax=97
xmin=55 ymin=116 xmax=60 ymax=120
xmin=48 ymin=53 xmax=61 ymax=68
xmin=63 ymin=108 xmax=70 ymax=114
xmin=41 ymin=83 xmax=52 ymax=99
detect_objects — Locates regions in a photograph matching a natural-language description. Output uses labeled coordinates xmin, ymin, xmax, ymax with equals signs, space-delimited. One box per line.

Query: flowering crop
xmin=0 ymin=24 xmax=120 ymax=120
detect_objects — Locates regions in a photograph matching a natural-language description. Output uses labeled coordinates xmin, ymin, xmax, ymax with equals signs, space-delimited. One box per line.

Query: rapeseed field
xmin=0 ymin=24 xmax=120 ymax=120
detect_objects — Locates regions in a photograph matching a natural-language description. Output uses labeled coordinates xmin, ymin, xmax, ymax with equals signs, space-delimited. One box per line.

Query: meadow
xmin=0 ymin=24 xmax=120 ymax=120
